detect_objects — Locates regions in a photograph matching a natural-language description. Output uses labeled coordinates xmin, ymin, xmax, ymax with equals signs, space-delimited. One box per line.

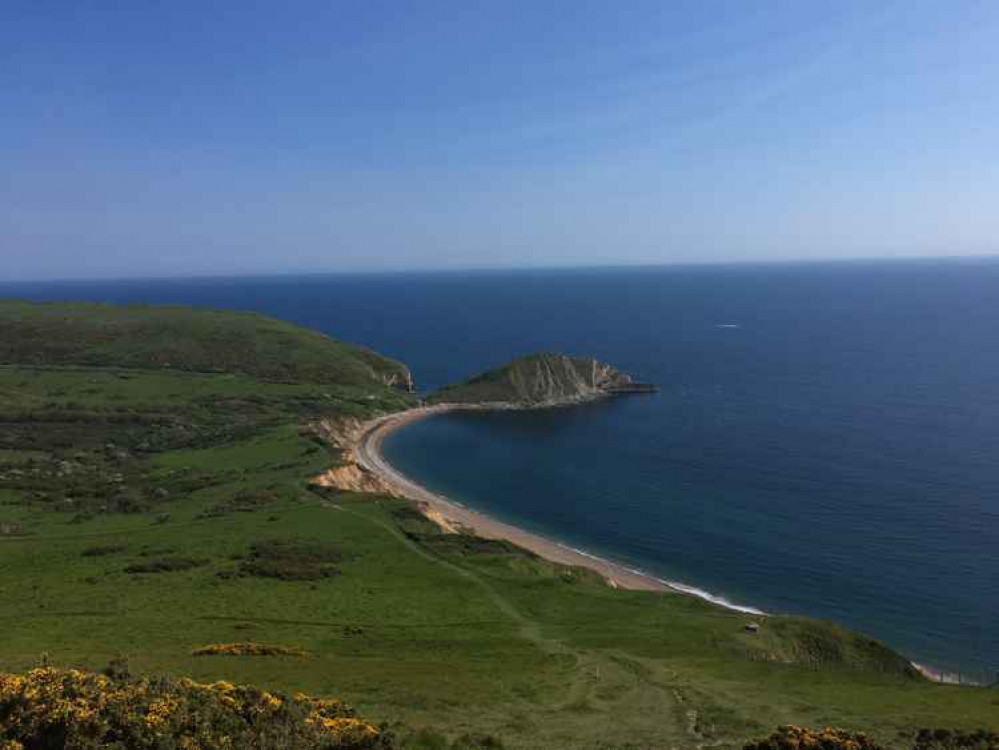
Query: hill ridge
xmin=0 ymin=299 xmax=414 ymax=391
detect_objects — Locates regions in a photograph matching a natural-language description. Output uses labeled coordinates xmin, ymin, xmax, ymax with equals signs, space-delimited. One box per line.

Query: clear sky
xmin=2 ymin=1 xmax=997 ymax=280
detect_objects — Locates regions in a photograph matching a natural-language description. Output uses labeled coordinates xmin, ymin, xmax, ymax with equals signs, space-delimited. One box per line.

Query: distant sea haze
xmin=6 ymin=258 xmax=999 ymax=679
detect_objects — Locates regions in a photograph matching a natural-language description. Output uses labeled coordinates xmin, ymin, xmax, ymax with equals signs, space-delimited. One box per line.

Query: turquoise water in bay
xmin=5 ymin=259 xmax=998 ymax=678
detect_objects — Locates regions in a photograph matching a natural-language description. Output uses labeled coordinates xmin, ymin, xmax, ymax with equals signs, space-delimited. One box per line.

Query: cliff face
xmin=349 ymin=346 xmax=414 ymax=392
xmin=429 ymin=352 xmax=635 ymax=406
xmin=379 ymin=368 xmax=415 ymax=392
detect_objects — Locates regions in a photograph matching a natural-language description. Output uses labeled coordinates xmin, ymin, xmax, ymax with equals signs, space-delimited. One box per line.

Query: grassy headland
xmin=0 ymin=299 xmax=413 ymax=389
xmin=1 ymin=301 xmax=996 ymax=749
xmin=428 ymin=352 xmax=639 ymax=406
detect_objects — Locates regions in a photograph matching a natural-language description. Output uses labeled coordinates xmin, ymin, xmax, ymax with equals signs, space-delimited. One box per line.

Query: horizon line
xmin=3 ymin=252 xmax=998 ymax=286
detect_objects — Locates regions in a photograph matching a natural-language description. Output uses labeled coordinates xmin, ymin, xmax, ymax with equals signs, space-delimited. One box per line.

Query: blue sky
xmin=2 ymin=1 xmax=997 ymax=280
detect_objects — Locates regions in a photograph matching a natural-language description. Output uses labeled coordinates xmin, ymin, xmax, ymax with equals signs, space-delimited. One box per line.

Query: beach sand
xmin=350 ymin=405 xmax=676 ymax=593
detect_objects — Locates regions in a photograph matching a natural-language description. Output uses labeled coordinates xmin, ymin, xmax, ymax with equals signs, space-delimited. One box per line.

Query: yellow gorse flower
xmin=144 ymin=696 xmax=181 ymax=729
xmin=190 ymin=642 xmax=307 ymax=657
xmin=0 ymin=666 xmax=380 ymax=749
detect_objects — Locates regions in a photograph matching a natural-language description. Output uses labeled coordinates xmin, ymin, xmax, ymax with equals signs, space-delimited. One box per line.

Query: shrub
xmin=236 ymin=559 xmax=341 ymax=582
xmin=0 ymin=666 xmax=389 ymax=749
xmin=196 ymin=488 xmax=282 ymax=519
xmin=124 ymin=556 xmax=208 ymax=574
xmin=233 ymin=538 xmax=342 ymax=582
xmin=81 ymin=544 xmax=126 ymax=557
xmin=192 ymin=642 xmax=307 ymax=657
xmin=746 ymin=726 xmax=999 ymax=750
xmin=102 ymin=654 xmax=132 ymax=682
xmin=744 ymin=725 xmax=885 ymax=750
xmin=248 ymin=539 xmax=341 ymax=564
xmin=914 ymin=729 xmax=999 ymax=750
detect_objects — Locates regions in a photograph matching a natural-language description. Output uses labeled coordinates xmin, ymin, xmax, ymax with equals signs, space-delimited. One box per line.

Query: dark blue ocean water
xmin=3 ymin=260 xmax=998 ymax=678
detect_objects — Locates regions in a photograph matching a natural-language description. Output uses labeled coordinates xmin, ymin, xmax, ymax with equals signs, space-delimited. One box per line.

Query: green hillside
xmin=0 ymin=300 xmax=413 ymax=389
xmin=1 ymin=302 xmax=996 ymax=749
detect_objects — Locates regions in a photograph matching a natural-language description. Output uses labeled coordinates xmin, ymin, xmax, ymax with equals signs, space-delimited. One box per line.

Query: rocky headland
xmin=427 ymin=351 xmax=656 ymax=407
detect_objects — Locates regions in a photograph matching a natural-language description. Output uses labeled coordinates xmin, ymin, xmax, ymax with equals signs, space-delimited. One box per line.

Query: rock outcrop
xmin=428 ymin=352 xmax=650 ymax=407
xmin=348 ymin=347 xmax=414 ymax=392
xmin=379 ymin=368 xmax=414 ymax=392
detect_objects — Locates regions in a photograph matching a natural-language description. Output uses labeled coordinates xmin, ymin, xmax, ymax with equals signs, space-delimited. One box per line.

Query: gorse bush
xmin=191 ymin=642 xmax=307 ymax=657
xmin=0 ymin=667 xmax=389 ymax=749
xmin=744 ymin=725 xmax=885 ymax=750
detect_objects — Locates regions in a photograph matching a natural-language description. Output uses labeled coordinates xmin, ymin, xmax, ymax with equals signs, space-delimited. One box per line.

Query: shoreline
xmin=343 ymin=404 xmax=970 ymax=685
xmin=350 ymin=403 xmax=766 ymax=609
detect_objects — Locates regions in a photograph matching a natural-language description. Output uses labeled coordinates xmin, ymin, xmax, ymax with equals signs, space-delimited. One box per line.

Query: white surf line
xmin=554 ymin=541 xmax=765 ymax=616
xmin=360 ymin=406 xmax=767 ymax=615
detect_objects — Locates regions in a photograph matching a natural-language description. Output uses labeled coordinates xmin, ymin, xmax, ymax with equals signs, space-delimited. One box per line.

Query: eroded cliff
xmin=428 ymin=352 xmax=643 ymax=406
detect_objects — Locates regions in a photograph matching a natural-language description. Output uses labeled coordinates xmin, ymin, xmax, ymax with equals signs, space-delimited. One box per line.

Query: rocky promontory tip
xmin=427 ymin=352 xmax=657 ymax=407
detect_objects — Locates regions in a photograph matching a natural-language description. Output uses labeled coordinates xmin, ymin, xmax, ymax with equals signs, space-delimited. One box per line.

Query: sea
xmin=3 ymin=258 xmax=997 ymax=680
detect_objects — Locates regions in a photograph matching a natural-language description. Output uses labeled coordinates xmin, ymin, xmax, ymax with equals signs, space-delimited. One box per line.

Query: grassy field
xmin=1 ymin=302 xmax=997 ymax=749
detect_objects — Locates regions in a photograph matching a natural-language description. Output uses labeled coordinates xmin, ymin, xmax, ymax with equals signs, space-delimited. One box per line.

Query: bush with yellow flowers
xmin=190 ymin=642 xmax=307 ymax=657
xmin=744 ymin=725 xmax=885 ymax=750
xmin=0 ymin=666 xmax=390 ymax=749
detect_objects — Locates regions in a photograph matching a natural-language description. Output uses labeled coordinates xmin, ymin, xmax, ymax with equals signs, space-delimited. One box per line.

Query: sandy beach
xmin=347 ymin=404 xmax=682 ymax=593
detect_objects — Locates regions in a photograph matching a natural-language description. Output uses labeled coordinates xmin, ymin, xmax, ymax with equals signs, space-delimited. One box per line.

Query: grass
xmin=1 ymin=301 xmax=997 ymax=749
xmin=0 ymin=299 xmax=412 ymax=388
xmin=3 ymin=490 xmax=997 ymax=749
